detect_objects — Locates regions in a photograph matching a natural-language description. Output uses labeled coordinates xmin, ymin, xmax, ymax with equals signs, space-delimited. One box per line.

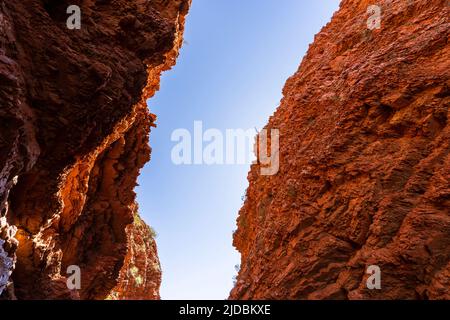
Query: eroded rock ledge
xmin=0 ymin=0 xmax=190 ymax=299
xmin=231 ymin=0 xmax=449 ymax=300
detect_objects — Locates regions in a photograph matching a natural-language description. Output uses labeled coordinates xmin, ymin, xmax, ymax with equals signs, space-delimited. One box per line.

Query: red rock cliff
xmin=231 ymin=0 xmax=449 ymax=300
xmin=0 ymin=0 xmax=190 ymax=299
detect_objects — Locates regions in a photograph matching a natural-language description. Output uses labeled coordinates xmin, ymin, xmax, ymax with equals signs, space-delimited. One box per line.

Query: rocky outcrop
xmin=0 ymin=0 xmax=190 ymax=299
xmin=231 ymin=0 xmax=449 ymax=300
xmin=0 ymin=218 xmax=17 ymax=299
xmin=108 ymin=212 xmax=162 ymax=300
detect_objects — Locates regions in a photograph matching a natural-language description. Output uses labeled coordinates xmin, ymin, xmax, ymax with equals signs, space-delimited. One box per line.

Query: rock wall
xmin=0 ymin=0 xmax=190 ymax=299
xmin=108 ymin=211 xmax=162 ymax=300
xmin=231 ymin=0 xmax=449 ymax=300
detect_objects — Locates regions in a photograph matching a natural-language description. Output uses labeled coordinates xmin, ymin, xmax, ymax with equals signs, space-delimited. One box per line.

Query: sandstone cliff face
xmin=231 ymin=0 xmax=449 ymax=300
xmin=0 ymin=0 xmax=189 ymax=299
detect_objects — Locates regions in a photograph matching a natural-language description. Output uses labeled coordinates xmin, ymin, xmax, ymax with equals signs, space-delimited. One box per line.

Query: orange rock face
xmin=0 ymin=0 xmax=190 ymax=299
xmin=109 ymin=212 xmax=162 ymax=300
xmin=231 ymin=0 xmax=449 ymax=300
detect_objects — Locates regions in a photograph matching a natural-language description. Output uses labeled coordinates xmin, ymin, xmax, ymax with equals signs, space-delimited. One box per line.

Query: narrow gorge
xmin=0 ymin=0 xmax=448 ymax=301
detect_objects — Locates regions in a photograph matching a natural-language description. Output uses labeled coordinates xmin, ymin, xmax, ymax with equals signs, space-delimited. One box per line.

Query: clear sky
xmin=137 ymin=0 xmax=340 ymax=300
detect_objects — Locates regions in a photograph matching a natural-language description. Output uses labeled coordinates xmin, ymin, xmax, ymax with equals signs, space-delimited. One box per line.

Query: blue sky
xmin=137 ymin=0 xmax=340 ymax=300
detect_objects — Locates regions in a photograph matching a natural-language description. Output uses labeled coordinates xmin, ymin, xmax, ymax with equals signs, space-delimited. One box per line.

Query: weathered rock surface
xmin=108 ymin=211 xmax=162 ymax=300
xmin=0 ymin=0 xmax=189 ymax=299
xmin=231 ymin=0 xmax=449 ymax=300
